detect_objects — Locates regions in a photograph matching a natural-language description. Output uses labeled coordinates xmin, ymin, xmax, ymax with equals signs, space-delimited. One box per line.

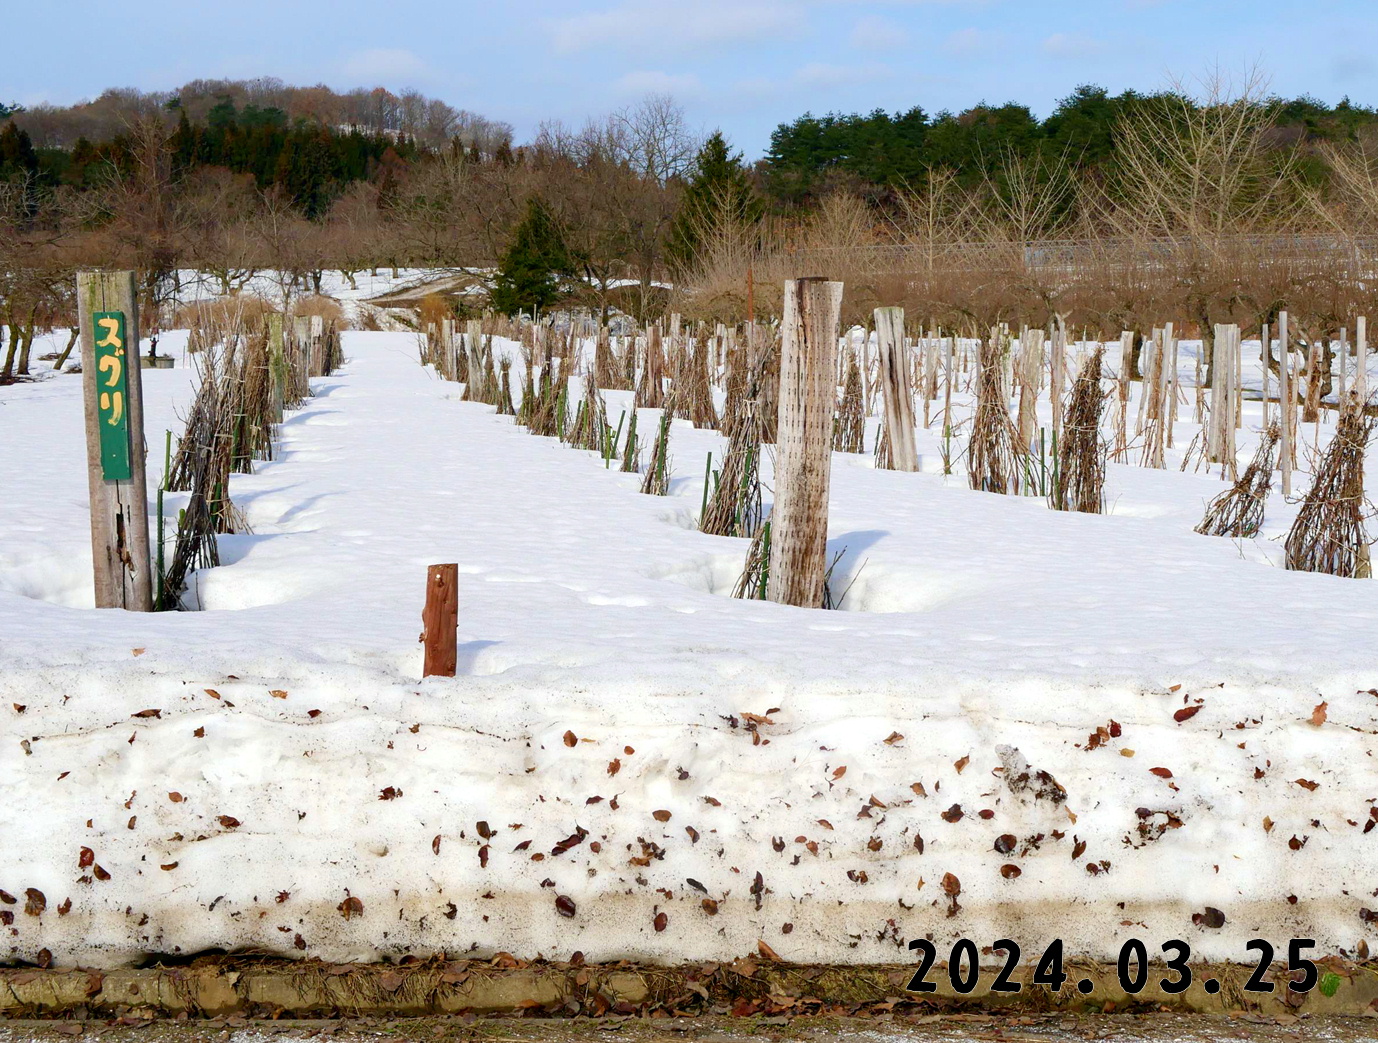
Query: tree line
xmin=8 ymin=71 xmax=1378 ymax=384
xmin=761 ymin=84 xmax=1378 ymax=206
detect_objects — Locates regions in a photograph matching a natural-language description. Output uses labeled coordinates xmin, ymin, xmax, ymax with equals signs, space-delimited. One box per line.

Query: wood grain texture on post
xmin=874 ymin=306 xmax=918 ymax=472
xmin=767 ymin=277 xmax=843 ymax=609
xmin=77 ymin=270 xmax=153 ymax=611
xmin=421 ymin=564 xmax=459 ymax=678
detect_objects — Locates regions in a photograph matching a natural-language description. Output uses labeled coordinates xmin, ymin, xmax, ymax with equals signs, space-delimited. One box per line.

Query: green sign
xmin=93 ymin=311 xmax=132 ymax=481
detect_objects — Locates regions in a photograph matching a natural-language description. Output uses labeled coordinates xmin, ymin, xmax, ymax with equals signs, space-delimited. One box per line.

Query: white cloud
xmin=548 ymin=1 xmax=796 ymax=54
xmin=793 ymin=61 xmax=891 ymax=89
xmin=613 ymin=70 xmax=704 ymax=97
xmin=341 ymin=48 xmax=433 ymax=84
xmin=849 ymin=14 xmax=911 ymax=51
xmin=1040 ymin=32 xmax=1105 ymax=59
xmin=943 ymin=27 xmax=1002 ymax=56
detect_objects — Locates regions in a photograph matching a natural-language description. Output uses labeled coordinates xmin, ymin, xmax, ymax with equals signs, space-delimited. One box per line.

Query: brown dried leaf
xmin=1310 ymin=701 xmax=1329 ymax=726
xmin=563 ymin=730 xmax=578 ymax=747
xmin=1173 ymin=705 xmax=1201 ymax=723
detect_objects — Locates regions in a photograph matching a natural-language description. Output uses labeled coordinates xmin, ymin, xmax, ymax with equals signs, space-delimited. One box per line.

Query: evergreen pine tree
xmin=490 ymin=196 xmax=573 ymax=316
xmin=665 ymin=131 xmax=761 ymax=272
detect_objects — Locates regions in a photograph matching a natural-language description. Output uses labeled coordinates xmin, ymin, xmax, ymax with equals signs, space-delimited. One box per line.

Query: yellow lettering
xmin=95 ymin=317 xmax=123 ymax=350
xmin=98 ymin=354 xmax=123 ymax=388
xmin=102 ymin=390 xmax=124 ymax=425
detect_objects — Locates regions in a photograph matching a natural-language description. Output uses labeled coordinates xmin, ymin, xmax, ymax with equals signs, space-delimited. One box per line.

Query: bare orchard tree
xmin=177 ymin=167 xmax=262 ymax=295
xmin=1109 ymin=67 xmax=1302 ymax=380
xmin=250 ymin=188 xmax=317 ymax=310
xmin=609 ymin=94 xmax=700 ymax=184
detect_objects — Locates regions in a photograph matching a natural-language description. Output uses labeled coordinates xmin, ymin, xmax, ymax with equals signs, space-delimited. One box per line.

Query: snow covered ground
xmin=3 ymin=325 xmax=1378 ymax=970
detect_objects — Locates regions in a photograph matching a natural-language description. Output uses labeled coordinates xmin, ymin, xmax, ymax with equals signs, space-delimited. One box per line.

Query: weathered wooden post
xmin=1279 ymin=311 xmax=1293 ymax=496
xmin=466 ymin=319 xmax=484 ymax=399
xmin=1357 ymin=316 xmax=1368 ymax=410
xmin=1050 ymin=320 xmax=1066 ymax=444
xmin=421 ymin=563 xmax=459 ymax=678
xmin=266 ymin=312 xmax=286 ymax=420
xmin=767 ymin=277 xmax=843 ymax=608
xmin=441 ymin=318 xmax=456 ymax=381
xmin=309 ymin=315 xmax=325 ymax=376
xmin=293 ymin=315 xmax=310 ymax=373
xmin=77 ymin=270 xmax=153 ymax=611
xmin=874 ymin=306 xmax=918 ymax=472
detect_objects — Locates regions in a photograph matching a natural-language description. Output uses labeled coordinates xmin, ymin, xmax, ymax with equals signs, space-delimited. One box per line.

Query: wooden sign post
xmin=421 ymin=564 xmax=459 ymax=677
xmin=767 ymin=277 xmax=844 ymax=608
xmin=874 ymin=306 xmax=918 ymax=471
xmin=78 ymin=270 xmax=153 ymax=611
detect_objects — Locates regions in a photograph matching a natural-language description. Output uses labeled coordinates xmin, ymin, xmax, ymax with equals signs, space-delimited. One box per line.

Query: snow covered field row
xmin=2 ymin=329 xmax=1377 ymax=968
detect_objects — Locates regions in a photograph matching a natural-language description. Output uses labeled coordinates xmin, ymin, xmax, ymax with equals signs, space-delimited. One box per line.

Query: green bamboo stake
xmin=608 ymin=410 xmax=625 ymax=468
xmin=701 ymin=451 xmax=713 ymax=518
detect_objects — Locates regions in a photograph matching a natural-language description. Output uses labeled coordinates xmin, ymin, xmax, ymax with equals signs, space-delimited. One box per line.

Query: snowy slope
xmin=2 ymin=330 xmax=1377 ymax=969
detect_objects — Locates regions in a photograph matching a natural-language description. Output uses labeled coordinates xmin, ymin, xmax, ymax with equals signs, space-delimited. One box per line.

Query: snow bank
xmin=2 ymin=331 xmax=1377 ymax=969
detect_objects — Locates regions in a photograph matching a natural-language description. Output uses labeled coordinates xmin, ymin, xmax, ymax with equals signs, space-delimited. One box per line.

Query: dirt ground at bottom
xmin=1 ymin=1012 xmax=1375 ymax=1043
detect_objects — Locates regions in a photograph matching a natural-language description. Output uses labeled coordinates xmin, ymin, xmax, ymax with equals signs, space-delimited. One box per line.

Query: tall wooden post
xmin=466 ymin=319 xmax=484 ymax=399
xmin=77 ymin=270 xmax=153 ymax=611
xmin=1357 ymin=316 xmax=1368 ymax=410
xmin=1279 ymin=311 xmax=1293 ymax=496
xmin=1050 ymin=320 xmax=1066 ymax=444
xmin=421 ymin=564 xmax=459 ymax=678
xmin=874 ymin=306 xmax=917 ymax=471
xmin=767 ymin=278 xmax=843 ymax=608
xmin=309 ymin=315 xmax=325 ymax=376
xmin=266 ymin=313 xmax=286 ymax=421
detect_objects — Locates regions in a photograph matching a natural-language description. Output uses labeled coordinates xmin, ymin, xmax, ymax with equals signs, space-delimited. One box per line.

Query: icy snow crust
xmin=2 ymin=329 xmax=1378 ymax=969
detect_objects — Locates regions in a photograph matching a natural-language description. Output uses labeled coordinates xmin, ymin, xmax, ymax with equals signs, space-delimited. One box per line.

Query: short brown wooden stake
xmin=420 ymin=564 xmax=459 ymax=677
xmin=78 ymin=270 xmax=153 ymax=611
xmin=767 ymin=277 xmax=844 ymax=608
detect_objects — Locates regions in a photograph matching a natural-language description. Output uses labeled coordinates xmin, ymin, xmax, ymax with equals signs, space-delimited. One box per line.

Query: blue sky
xmin=6 ymin=0 xmax=1377 ymax=157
